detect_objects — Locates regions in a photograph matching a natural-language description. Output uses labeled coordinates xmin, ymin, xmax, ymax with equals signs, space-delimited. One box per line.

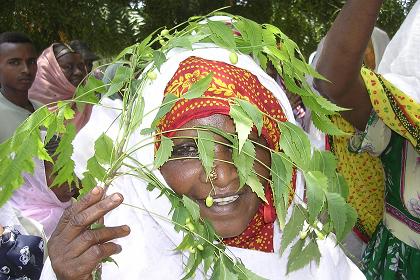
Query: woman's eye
xmin=172 ymin=143 xmax=198 ymax=158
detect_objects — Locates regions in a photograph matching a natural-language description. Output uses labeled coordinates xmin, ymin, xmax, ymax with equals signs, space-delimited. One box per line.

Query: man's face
xmin=0 ymin=42 xmax=37 ymax=93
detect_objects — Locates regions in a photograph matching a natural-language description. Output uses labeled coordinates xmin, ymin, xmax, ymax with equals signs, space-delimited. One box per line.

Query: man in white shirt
xmin=0 ymin=32 xmax=37 ymax=143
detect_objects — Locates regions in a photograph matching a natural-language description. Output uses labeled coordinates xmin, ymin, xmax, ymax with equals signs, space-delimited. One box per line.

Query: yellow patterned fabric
xmin=329 ymin=115 xmax=385 ymax=240
xmin=360 ymin=67 xmax=420 ymax=153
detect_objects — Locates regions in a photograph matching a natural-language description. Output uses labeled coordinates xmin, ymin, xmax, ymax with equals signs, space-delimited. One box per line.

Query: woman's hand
xmin=48 ymin=186 xmax=130 ymax=280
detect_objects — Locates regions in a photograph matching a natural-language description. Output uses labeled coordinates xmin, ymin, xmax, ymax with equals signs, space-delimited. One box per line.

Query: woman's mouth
xmin=212 ymin=195 xmax=239 ymax=206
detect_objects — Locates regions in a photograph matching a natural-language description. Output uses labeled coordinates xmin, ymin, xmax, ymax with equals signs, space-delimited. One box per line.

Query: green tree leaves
xmin=197 ymin=131 xmax=215 ymax=177
xmin=154 ymin=136 xmax=174 ymax=168
xmin=184 ymin=73 xmax=214 ymax=100
xmin=229 ymin=104 xmax=253 ymax=153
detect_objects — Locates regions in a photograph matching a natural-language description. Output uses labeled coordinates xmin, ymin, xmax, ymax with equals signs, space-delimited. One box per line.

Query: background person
xmin=314 ymin=0 xmax=419 ymax=278
xmin=0 ymin=32 xmax=37 ymax=143
xmin=28 ymin=43 xmax=92 ymax=131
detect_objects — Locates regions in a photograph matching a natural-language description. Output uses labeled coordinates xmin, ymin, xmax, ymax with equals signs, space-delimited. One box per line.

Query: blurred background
xmin=0 ymin=0 xmax=416 ymax=59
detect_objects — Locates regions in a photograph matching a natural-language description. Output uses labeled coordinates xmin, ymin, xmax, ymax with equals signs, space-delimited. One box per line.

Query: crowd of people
xmin=0 ymin=0 xmax=418 ymax=279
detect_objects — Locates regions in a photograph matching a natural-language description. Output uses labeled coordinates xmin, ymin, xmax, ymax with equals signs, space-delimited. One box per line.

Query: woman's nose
xmin=201 ymin=158 xmax=239 ymax=191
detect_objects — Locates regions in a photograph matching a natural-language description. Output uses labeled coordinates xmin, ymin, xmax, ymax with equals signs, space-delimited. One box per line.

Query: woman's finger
xmin=67 ymin=225 xmax=130 ymax=258
xmin=62 ymin=193 xmax=124 ymax=241
xmin=73 ymin=242 xmax=123 ymax=276
xmin=52 ymin=186 xmax=104 ymax=237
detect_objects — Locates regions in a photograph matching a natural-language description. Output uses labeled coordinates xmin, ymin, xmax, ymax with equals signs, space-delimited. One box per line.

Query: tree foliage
xmin=0 ymin=0 xmax=143 ymax=56
xmin=0 ymin=0 xmax=415 ymax=58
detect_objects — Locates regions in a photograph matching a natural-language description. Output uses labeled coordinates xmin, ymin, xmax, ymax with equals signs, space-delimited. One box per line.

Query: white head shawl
xmin=378 ymin=2 xmax=420 ymax=103
xmin=67 ymin=44 xmax=364 ymax=279
xmin=370 ymin=27 xmax=390 ymax=71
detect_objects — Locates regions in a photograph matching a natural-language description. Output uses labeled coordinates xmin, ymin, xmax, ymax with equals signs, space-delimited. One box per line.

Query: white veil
xmin=378 ymin=2 xmax=420 ymax=103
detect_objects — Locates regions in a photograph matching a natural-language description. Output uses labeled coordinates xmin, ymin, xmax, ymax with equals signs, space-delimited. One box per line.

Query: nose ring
xmin=207 ymin=166 xmax=218 ymax=182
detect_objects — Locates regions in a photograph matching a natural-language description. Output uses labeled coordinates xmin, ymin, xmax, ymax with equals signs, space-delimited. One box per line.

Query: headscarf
xmin=8 ymin=158 xmax=72 ymax=238
xmin=28 ymin=44 xmax=92 ymax=131
xmin=371 ymin=27 xmax=390 ymax=71
xmin=156 ymin=55 xmax=288 ymax=252
xmin=378 ymin=2 xmax=420 ymax=104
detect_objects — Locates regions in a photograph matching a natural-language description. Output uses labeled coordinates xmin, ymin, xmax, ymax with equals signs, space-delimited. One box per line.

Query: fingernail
xmin=92 ymin=186 xmax=101 ymax=195
xmin=122 ymin=225 xmax=130 ymax=233
xmin=116 ymin=244 xmax=122 ymax=253
xmin=111 ymin=193 xmax=122 ymax=202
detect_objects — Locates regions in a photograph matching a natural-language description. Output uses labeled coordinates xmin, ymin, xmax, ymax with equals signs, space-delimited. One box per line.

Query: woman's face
xmin=160 ymin=114 xmax=271 ymax=238
xmin=56 ymin=53 xmax=86 ymax=87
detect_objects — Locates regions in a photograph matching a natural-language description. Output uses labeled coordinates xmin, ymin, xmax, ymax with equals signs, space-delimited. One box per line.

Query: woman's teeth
xmin=212 ymin=195 xmax=239 ymax=206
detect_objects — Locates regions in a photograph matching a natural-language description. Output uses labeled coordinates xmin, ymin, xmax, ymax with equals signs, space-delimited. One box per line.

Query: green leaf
xmin=181 ymin=251 xmax=202 ymax=280
xmin=325 ymin=192 xmax=356 ymax=241
xmin=51 ymin=124 xmax=76 ymax=187
xmin=151 ymin=93 xmax=179 ymax=128
xmin=313 ymin=95 xmax=349 ymax=113
xmin=235 ymin=98 xmax=263 ymax=136
xmin=287 ymin=240 xmax=321 ymax=274
xmin=232 ymin=139 xmax=255 ymax=188
xmin=152 ymin=50 xmax=166 ymax=71
xmin=286 ymin=239 xmax=304 ymax=274
xmin=234 ymin=17 xmax=263 ymax=58
xmin=90 ymin=223 xmax=105 ymax=230
xmin=154 ymin=136 xmax=174 ymax=168
xmin=94 ymin=133 xmax=114 ymax=164
xmin=229 ymin=104 xmax=253 ymax=153
xmin=183 ymin=72 xmax=214 ymax=100
xmin=105 ymin=65 xmax=132 ymax=97
xmin=210 ymin=255 xmax=238 ymax=280
xmin=246 ymin=173 xmax=267 ymax=203
xmin=304 ymin=171 xmax=327 ymax=223
xmin=0 ymin=131 xmax=38 ymax=206
xmin=175 ymin=232 xmax=194 ymax=251
xmin=102 ymin=256 xmax=119 ymax=268
xmin=169 ymin=34 xmax=210 ymax=50
xmin=207 ymin=20 xmax=236 ymax=50
xmin=86 ymin=156 xmax=107 ymax=181
xmin=129 ymin=95 xmax=145 ymax=131
xmin=235 ymin=263 xmax=267 ymax=280
xmin=270 ymin=152 xmax=293 ymax=230
xmin=342 ymin=204 xmax=358 ymax=242
xmin=140 ymin=127 xmax=155 ymax=135
xmin=79 ymin=173 xmax=97 ymax=198
xmin=311 ymin=112 xmax=348 ymax=136
xmin=172 ymin=206 xmax=189 ymax=232
xmin=309 ymin=150 xmax=337 ymax=178
xmin=197 ymin=130 xmax=215 ymax=177
xmin=182 ymin=195 xmax=200 ymax=222
xmin=278 ymin=122 xmax=311 ymax=169
xmin=328 ymin=173 xmax=349 ymax=199
xmin=281 ymin=204 xmax=305 ymax=252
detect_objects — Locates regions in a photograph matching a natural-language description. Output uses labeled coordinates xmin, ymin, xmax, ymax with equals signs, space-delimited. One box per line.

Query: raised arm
xmin=314 ymin=0 xmax=383 ymax=130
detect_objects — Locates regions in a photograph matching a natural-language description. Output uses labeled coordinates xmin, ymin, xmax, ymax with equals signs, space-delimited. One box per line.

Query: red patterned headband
xmin=156 ymin=56 xmax=286 ymax=151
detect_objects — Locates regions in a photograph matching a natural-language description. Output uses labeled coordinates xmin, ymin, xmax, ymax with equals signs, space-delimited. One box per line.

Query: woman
xmin=314 ymin=0 xmax=419 ymax=278
xmin=41 ymin=43 xmax=365 ymax=279
xmin=305 ymin=26 xmax=390 ymax=262
xmin=28 ymin=43 xmax=92 ymax=131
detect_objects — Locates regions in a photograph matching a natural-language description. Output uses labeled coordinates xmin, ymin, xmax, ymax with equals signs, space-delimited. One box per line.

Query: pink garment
xmin=9 ymin=158 xmax=72 ymax=238
xmin=29 ymin=44 xmax=92 ymax=131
